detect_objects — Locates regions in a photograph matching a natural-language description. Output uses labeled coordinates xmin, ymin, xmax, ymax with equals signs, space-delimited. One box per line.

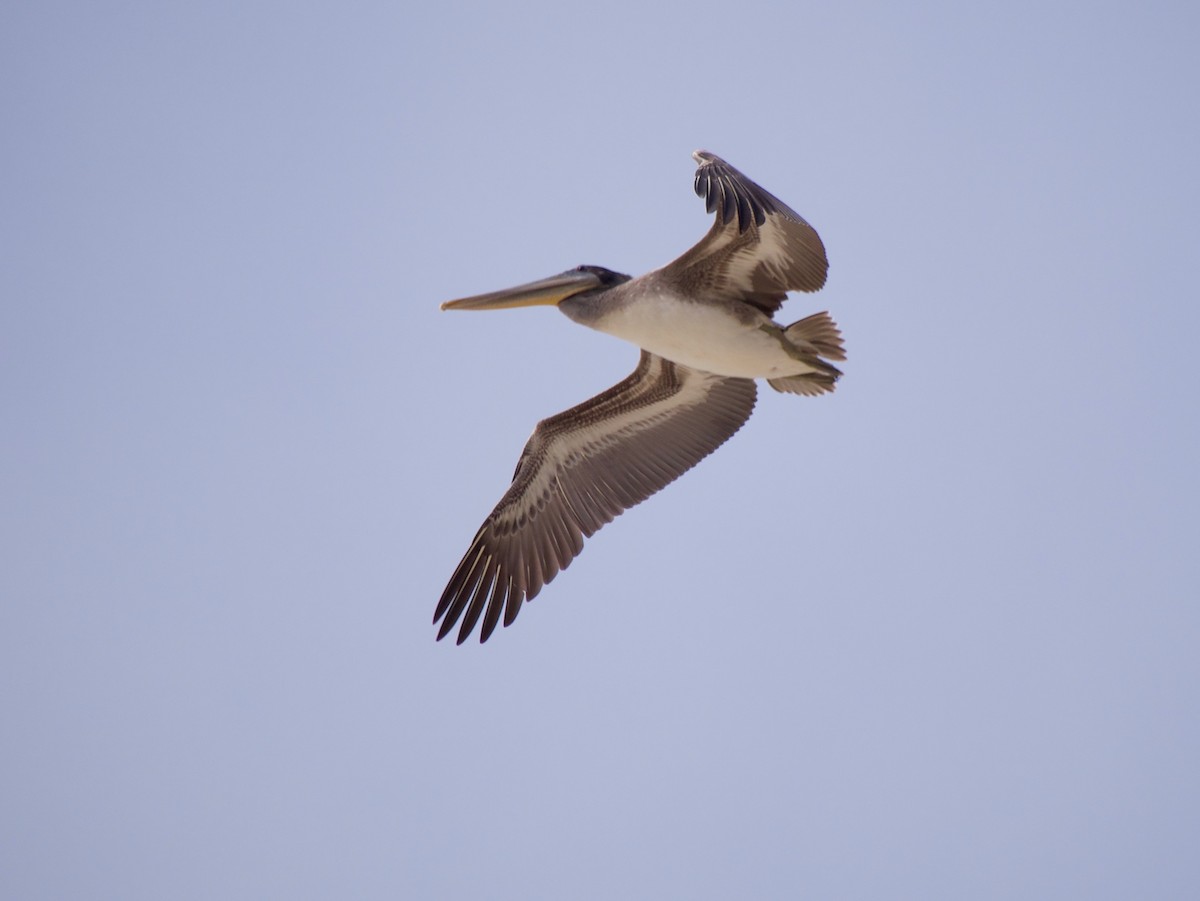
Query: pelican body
xmin=435 ymin=151 xmax=845 ymax=643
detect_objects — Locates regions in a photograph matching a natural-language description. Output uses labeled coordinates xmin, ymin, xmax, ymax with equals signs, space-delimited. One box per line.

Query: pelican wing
xmin=435 ymin=352 xmax=757 ymax=644
xmin=659 ymin=151 xmax=828 ymax=315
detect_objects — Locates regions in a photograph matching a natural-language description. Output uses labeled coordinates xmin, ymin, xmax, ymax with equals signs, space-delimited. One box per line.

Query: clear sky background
xmin=3 ymin=1 xmax=1198 ymax=898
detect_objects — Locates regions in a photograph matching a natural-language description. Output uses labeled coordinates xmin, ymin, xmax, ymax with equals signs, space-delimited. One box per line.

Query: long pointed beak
xmin=440 ymin=269 xmax=603 ymax=311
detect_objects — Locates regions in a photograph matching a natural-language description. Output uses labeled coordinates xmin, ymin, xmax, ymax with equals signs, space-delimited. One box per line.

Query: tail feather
xmin=767 ymin=372 xmax=839 ymax=396
xmin=785 ymin=311 xmax=845 ymax=361
xmin=767 ymin=311 xmax=845 ymax=396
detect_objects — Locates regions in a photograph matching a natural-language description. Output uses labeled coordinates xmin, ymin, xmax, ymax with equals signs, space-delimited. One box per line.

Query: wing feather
xmin=660 ymin=151 xmax=829 ymax=315
xmin=434 ymin=351 xmax=757 ymax=643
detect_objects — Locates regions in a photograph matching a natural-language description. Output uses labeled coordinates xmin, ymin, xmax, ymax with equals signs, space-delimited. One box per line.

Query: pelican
xmin=435 ymin=151 xmax=844 ymax=644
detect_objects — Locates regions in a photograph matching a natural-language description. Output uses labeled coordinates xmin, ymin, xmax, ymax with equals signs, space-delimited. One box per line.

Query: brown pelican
xmin=435 ymin=151 xmax=844 ymax=644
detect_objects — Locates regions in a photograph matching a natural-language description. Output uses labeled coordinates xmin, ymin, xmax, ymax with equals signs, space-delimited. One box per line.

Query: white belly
xmin=590 ymin=292 xmax=817 ymax=379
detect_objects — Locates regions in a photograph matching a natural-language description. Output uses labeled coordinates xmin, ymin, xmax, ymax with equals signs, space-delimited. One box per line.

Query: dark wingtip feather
xmin=693 ymin=149 xmax=812 ymax=236
xmin=692 ymin=150 xmax=768 ymax=233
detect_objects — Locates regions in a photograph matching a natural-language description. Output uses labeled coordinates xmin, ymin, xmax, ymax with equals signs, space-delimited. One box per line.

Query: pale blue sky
xmin=3 ymin=1 xmax=1198 ymax=898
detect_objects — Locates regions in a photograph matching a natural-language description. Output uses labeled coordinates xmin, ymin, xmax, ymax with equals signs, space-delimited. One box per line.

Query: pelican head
xmin=441 ymin=265 xmax=630 ymax=311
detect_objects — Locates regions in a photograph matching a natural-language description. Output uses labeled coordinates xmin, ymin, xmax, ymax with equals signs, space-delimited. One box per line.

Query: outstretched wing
xmin=435 ymin=352 xmax=757 ymax=644
xmin=658 ymin=150 xmax=828 ymax=316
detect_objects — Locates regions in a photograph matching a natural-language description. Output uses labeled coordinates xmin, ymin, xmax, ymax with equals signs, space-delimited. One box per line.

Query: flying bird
xmin=435 ymin=151 xmax=844 ymax=643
